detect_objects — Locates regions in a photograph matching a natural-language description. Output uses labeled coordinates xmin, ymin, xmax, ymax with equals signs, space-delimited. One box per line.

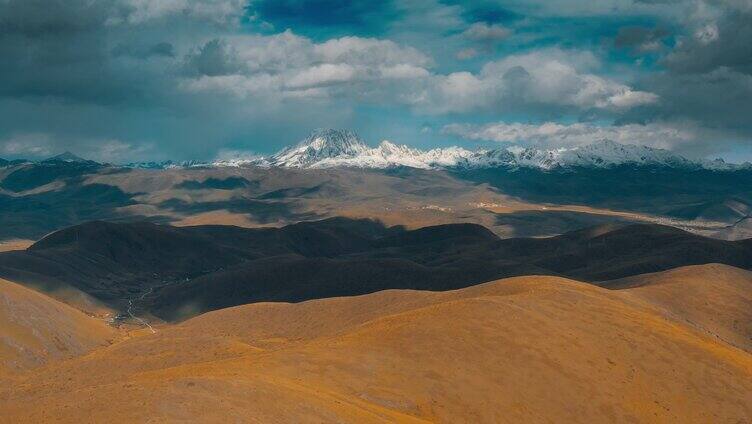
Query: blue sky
xmin=0 ymin=0 xmax=751 ymax=162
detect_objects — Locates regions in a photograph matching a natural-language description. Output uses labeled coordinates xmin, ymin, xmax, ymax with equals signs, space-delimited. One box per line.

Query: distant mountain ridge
xmin=3 ymin=129 xmax=749 ymax=171
xmin=145 ymin=129 xmax=752 ymax=171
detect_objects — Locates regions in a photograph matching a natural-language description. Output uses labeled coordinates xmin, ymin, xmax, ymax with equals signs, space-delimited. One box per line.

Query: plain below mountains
xmin=1 ymin=218 xmax=751 ymax=321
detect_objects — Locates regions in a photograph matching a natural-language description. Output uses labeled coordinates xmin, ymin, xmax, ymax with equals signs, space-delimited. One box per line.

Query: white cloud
xmin=88 ymin=139 xmax=154 ymax=163
xmin=456 ymin=48 xmax=479 ymax=60
xmin=605 ymin=90 xmax=659 ymax=109
xmin=181 ymin=31 xmax=432 ymax=98
xmin=117 ymin=0 xmax=246 ymax=25
xmin=314 ymin=37 xmax=431 ymax=68
xmin=411 ymin=49 xmax=658 ymax=114
xmin=463 ymin=23 xmax=511 ymax=42
xmin=0 ymin=133 xmax=55 ymax=157
xmin=442 ymin=121 xmax=697 ymax=150
xmin=214 ymin=148 xmax=263 ymax=162
xmin=180 ymin=34 xmax=654 ymax=117
xmin=0 ymin=133 xmax=152 ymax=162
xmin=694 ymin=22 xmax=720 ymax=44
xmin=287 ymin=64 xmax=359 ymax=88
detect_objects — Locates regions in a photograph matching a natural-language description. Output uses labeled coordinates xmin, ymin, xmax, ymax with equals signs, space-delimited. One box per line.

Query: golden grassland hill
xmin=1 ymin=265 xmax=750 ymax=423
xmin=0 ymin=278 xmax=117 ymax=377
xmin=604 ymin=263 xmax=752 ymax=352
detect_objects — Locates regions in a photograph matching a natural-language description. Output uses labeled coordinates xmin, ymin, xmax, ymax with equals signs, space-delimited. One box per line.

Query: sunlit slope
xmin=3 ymin=271 xmax=750 ymax=423
xmin=607 ymin=263 xmax=752 ymax=352
xmin=0 ymin=278 xmax=116 ymax=376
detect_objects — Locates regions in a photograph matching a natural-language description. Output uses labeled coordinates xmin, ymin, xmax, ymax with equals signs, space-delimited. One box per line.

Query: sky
xmin=0 ymin=0 xmax=751 ymax=163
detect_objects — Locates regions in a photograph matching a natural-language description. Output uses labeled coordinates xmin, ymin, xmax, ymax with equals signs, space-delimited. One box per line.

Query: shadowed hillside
xmin=1 ymin=219 xmax=751 ymax=321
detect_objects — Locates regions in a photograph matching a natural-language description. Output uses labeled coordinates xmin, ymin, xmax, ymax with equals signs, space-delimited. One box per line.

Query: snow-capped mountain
xmin=117 ymin=129 xmax=748 ymax=171
xmin=262 ymin=129 xmax=474 ymax=169
xmin=125 ymin=159 xmax=212 ymax=169
xmin=270 ymin=129 xmax=370 ymax=168
xmin=248 ymin=129 xmax=748 ymax=171
xmin=467 ymin=140 xmax=699 ymax=170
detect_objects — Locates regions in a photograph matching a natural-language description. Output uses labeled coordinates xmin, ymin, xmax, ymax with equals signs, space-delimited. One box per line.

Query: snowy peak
xmin=270 ymin=129 xmax=369 ymax=168
xmin=556 ymin=140 xmax=691 ymax=168
xmin=44 ymin=151 xmax=92 ymax=164
xmin=264 ymin=132 xmax=750 ymax=171
xmin=127 ymin=130 xmax=750 ymax=172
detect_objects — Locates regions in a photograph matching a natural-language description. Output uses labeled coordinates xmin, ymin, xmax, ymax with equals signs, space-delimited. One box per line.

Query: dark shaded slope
xmin=454 ymin=166 xmax=752 ymax=220
xmin=0 ymin=218 xmax=396 ymax=309
xmin=492 ymin=224 xmax=752 ymax=281
xmin=0 ymin=160 xmax=102 ymax=193
xmin=0 ymin=221 xmax=252 ymax=306
xmin=151 ymin=222 xmax=752 ymax=321
xmin=2 ymin=218 xmax=751 ymax=321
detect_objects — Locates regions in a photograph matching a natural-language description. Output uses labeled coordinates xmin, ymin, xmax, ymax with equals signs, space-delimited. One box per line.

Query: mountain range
xmin=4 ymin=129 xmax=743 ymax=172
xmin=244 ymin=128 xmax=746 ymax=171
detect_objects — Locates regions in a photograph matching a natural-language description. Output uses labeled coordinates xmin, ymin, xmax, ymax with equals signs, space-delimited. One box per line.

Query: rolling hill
xmin=1 ymin=267 xmax=750 ymax=422
xmin=604 ymin=263 xmax=752 ymax=352
xmin=2 ymin=219 xmax=752 ymax=322
xmin=0 ymin=277 xmax=117 ymax=377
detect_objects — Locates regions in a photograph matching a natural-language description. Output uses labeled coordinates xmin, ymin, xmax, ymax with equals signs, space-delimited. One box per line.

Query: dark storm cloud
xmin=0 ymin=0 xmax=140 ymax=104
xmin=615 ymin=26 xmax=669 ymax=51
xmin=622 ymin=5 xmax=752 ymax=141
xmin=112 ymin=42 xmax=175 ymax=59
xmin=184 ymin=39 xmax=242 ymax=76
xmin=0 ymin=0 xmax=120 ymax=37
xmin=663 ymin=12 xmax=752 ymax=74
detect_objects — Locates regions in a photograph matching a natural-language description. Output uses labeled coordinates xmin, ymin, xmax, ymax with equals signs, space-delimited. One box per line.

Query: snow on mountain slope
xmin=263 ymin=129 xmax=475 ymax=169
xmin=118 ymin=129 xmax=749 ymax=171
xmin=471 ymin=140 xmax=696 ymax=170
xmin=258 ymin=129 xmax=748 ymax=171
xmin=270 ymin=129 xmax=371 ymax=168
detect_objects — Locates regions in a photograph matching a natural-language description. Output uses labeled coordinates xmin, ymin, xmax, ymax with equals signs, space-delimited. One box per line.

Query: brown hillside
xmin=2 ymin=269 xmax=750 ymax=423
xmin=0 ymin=278 xmax=117 ymax=377
xmin=605 ymin=263 xmax=752 ymax=352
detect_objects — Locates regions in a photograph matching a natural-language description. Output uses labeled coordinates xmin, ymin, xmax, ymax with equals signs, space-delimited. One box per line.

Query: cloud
xmin=663 ymin=10 xmax=752 ymax=74
xmin=0 ymin=133 xmax=55 ymax=157
xmin=621 ymin=4 xmax=752 ymax=143
xmin=456 ymin=47 xmax=479 ymax=60
xmin=112 ymin=42 xmax=175 ymax=59
xmin=614 ymin=26 xmax=669 ymax=52
xmin=184 ymin=39 xmax=243 ymax=76
xmin=411 ymin=49 xmax=658 ymax=113
xmin=442 ymin=121 xmax=698 ymax=150
xmin=455 ymin=21 xmax=511 ymax=59
xmin=117 ymin=0 xmax=246 ymax=25
xmin=1 ymin=0 xmax=749 ymax=162
xmin=0 ymin=132 xmax=153 ymax=162
xmin=180 ymin=31 xmax=432 ymax=97
xmin=462 ymin=22 xmax=511 ymax=42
